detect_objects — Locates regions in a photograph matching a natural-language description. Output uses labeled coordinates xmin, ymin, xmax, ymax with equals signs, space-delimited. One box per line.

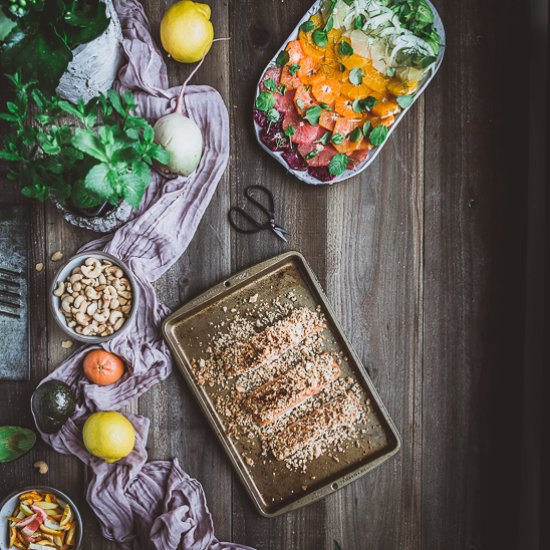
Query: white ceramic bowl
xmin=0 ymin=486 xmax=83 ymax=549
xmin=49 ymin=251 xmax=138 ymax=343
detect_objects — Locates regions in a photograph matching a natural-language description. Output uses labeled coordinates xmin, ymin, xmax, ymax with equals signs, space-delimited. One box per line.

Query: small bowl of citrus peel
xmin=0 ymin=487 xmax=82 ymax=549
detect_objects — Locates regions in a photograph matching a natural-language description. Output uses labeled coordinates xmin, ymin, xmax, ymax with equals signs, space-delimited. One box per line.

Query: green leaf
xmin=83 ymin=163 xmax=115 ymax=200
xmin=397 ymin=94 xmax=415 ymax=108
xmin=72 ymin=129 xmax=108 ymax=162
xmin=300 ymin=20 xmax=315 ymax=33
xmin=312 ymin=29 xmax=328 ymax=47
xmin=0 ymin=426 xmax=36 ymax=463
xmin=263 ymin=78 xmax=277 ymax=92
xmin=386 ymin=67 xmax=396 ymax=77
xmin=0 ymin=8 xmax=17 ymax=41
xmin=305 ymin=150 xmax=318 ymax=160
xmin=369 ymin=125 xmax=388 ymax=146
xmin=266 ymin=108 xmax=280 ymax=123
xmin=338 ymin=41 xmax=353 ymax=56
xmin=0 ymin=150 xmax=19 ymax=161
xmin=363 ymin=121 xmax=372 ymax=136
xmin=349 ymin=127 xmax=363 ymax=142
xmin=121 ymin=161 xmax=150 ymax=209
xmin=331 ymin=133 xmax=343 ymax=145
xmin=255 ymin=92 xmax=276 ymax=112
xmin=1 ymin=29 xmax=72 ymax=93
xmin=289 ymin=64 xmax=300 ymax=76
xmin=284 ymin=125 xmax=295 ymax=137
xmin=276 ymin=50 xmax=290 ymax=67
xmin=349 ymin=67 xmax=363 ymax=86
xmin=108 ymin=89 xmax=127 ymax=117
xmin=63 ymin=0 xmax=110 ymax=49
xmin=304 ymin=105 xmax=322 ymax=125
xmin=329 ymin=153 xmax=348 ymax=176
xmin=70 ymin=181 xmax=104 ymax=209
xmin=353 ymin=96 xmax=378 ymax=113
xmin=354 ymin=15 xmax=364 ymax=30
xmin=324 ymin=15 xmax=334 ymax=32
xmin=320 ymin=103 xmax=332 ymax=111
xmin=319 ymin=131 xmax=331 ymax=145
xmin=0 ymin=113 xmax=18 ymax=123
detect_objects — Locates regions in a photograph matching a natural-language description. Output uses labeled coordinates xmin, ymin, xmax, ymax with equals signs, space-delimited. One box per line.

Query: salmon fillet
xmin=223 ymin=307 xmax=325 ymax=377
xmin=244 ymin=353 xmax=340 ymax=426
xmin=270 ymin=391 xmax=361 ymax=461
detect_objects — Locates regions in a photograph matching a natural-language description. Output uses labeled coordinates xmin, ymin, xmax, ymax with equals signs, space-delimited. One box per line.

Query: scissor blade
xmin=272 ymin=226 xmax=289 ymax=242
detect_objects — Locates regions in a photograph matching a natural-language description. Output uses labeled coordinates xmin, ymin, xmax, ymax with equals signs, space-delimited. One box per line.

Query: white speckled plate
xmin=253 ymin=0 xmax=445 ymax=185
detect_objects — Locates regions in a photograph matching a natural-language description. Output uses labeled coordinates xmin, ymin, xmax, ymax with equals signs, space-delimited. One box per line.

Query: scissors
xmin=228 ymin=185 xmax=289 ymax=242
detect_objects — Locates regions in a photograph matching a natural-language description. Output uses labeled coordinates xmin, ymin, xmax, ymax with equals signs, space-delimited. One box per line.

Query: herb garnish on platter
xmin=0 ymin=74 xmax=169 ymax=210
xmin=0 ymin=0 xmax=110 ymax=92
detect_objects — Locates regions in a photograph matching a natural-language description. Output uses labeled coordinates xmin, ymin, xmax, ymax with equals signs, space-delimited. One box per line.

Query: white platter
xmin=253 ymin=0 xmax=446 ymax=185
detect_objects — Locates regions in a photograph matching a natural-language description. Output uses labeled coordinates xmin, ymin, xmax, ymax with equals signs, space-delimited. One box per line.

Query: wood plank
xmin=140 ymin=0 xmax=235 ymax=543
xmin=227 ymin=1 xmax=334 ymax=548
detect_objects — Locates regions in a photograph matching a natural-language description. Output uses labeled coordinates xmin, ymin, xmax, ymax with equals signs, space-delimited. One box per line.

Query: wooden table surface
xmin=0 ymin=0 xmax=532 ymax=549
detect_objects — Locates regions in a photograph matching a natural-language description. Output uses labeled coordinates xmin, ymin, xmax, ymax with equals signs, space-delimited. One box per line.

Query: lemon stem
xmin=175 ymin=37 xmax=231 ymax=114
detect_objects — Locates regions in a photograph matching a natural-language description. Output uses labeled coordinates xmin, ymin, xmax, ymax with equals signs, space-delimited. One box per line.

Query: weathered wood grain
xmin=0 ymin=0 xmax=534 ymax=549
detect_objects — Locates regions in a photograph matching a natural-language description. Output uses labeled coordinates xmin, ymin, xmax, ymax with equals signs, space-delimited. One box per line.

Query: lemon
xmin=82 ymin=411 xmax=135 ymax=463
xmin=160 ymin=1 xmax=214 ymax=63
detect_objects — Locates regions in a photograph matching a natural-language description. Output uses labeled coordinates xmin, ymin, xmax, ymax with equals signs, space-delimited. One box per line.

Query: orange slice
xmin=294 ymin=85 xmax=316 ymax=115
xmin=280 ymin=65 xmax=302 ymax=89
xmin=319 ymin=110 xmax=339 ymax=131
xmin=362 ymin=66 xmax=390 ymax=93
xmin=340 ymin=81 xmax=374 ymax=100
xmin=335 ymin=96 xmax=359 ymax=119
xmin=285 ymin=40 xmax=304 ymax=64
xmin=297 ymin=57 xmax=325 ymax=85
xmin=311 ymin=78 xmax=341 ymax=104
xmin=371 ymin=99 xmax=400 ymax=118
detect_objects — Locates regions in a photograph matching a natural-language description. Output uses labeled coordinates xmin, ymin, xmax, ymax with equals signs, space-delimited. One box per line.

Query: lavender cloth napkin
xmin=35 ymin=1 xmax=254 ymax=549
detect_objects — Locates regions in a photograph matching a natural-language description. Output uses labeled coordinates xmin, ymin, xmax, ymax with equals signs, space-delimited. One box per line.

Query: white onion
xmin=153 ymin=113 xmax=203 ymax=176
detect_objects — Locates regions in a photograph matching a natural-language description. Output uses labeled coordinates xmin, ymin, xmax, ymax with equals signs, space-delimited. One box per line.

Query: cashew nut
xmin=69 ymin=273 xmax=83 ymax=284
xmin=110 ymin=298 xmax=120 ymax=310
xmin=93 ymin=311 xmax=109 ymax=323
xmin=118 ymin=290 xmax=131 ymax=300
xmin=121 ymin=304 xmax=132 ymax=314
xmin=75 ymin=312 xmax=90 ymax=326
xmin=85 ymin=286 xmax=100 ymax=300
xmin=81 ymin=258 xmax=103 ymax=278
xmin=72 ymin=282 xmax=82 ymax=293
xmin=98 ymin=273 xmax=107 ymax=285
xmin=33 ymin=460 xmax=48 ymax=475
xmin=74 ymin=295 xmax=86 ymax=309
xmin=114 ymin=317 xmax=125 ymax=331
xmin=82 ymin=324 xmax=98 ymax=336
xmin=109 ymin=310 xmax=123 ymax=325
xmin=53 ymin=281 xmax=65 ymax=297
xmin=61 ymin=297 xmax=74 ymax=313
xmin=86 ymin=302 xmax=98 ymax=316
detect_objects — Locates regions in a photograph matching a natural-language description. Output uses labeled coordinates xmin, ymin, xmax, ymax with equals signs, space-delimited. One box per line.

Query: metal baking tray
xmin=253 ymin=0 xmax=445 ymax=185
xmin=162 ymin=251 xmax=400 ymax=516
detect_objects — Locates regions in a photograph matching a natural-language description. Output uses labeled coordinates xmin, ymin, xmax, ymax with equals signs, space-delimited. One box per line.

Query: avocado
xmin=31 ymin=380 xmax=76 ymax=434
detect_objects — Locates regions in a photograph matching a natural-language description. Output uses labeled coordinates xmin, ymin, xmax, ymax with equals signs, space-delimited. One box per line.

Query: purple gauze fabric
xmin=34 ymin=1 xmax=254 ymax=549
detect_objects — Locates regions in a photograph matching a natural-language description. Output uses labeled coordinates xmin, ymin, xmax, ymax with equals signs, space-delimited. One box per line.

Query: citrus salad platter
xmin=253 ymin=0 xmax=445 ymax=184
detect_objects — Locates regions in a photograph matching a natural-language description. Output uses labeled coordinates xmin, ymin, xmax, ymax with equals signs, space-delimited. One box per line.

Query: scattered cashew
xmin=33 ymin=460 xmax=48 ymax=475
xmin=51 ymin=251 xmax=63 ymax=262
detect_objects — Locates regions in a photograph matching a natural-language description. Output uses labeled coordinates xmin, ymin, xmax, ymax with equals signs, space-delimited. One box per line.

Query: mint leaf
xmin=331 ymin=133 xmax=343 ymax=145
xmin=121 ymin=162 xmax=150 ymax=209
xmin=284 ymin=125 xmax=296 ymax=137
xmin=338 ymin=41 xmax=353 ymax=56
xmin=266 ymin=108 xmax=280 ymax=123
xmin=276 ymin=50 xmax=290 ymax=67
xmin=349 ymin=67 xmax=363 ymax=85
xmin=263 ymin=78 xmax=277 ymax=92
xmin=289 ymin=64 xmax=300 ymax=76
xmin=369 ymin=125 xmax=388 ymax=146
xmin=363 ymin=121 xmax=372 ymax=136
xmin=300 ymin=20 xmax=315 ymax=33
xmin=349 ymin=127 xmax=363 ymax=142
xmin=320 ymin=102 xmax=332 ymax=111
xmin=72 ymin=129 xmax=108 ymax=162
xmin=255 ymin=92 xmax=276 ymax=112
xmin=354 ymin=15 xmax=364 ymax=30
xmin=83 ymin=163 xmax=115 ymax=201
xmin=396 ymin=94 xmax=414 ymax=108
xmin=312 ymin=29 xmax=328 ymax=47
xmin=319 ymin=131 xmax=331 ymax=145
xmin=329 ymin=153 xmax=348 ymax=176
xmin=304 ymin=105 xmax=322 ymax=125
xmin=324 ymin=15 xmax=334 ymax=32
xmin=305 ymin=150 xmax=319 ymax=160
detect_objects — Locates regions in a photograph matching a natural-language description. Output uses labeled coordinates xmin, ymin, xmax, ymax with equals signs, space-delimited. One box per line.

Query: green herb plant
xmin=0 ymin=0 xmax=110 ymax=92
xmin=0 ymin=74 xmax=169 ymax=211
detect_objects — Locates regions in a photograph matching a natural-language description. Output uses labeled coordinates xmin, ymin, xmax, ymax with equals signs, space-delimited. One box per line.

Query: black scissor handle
xmin=243 ymin=185 xmax=275 ymax=219
xmin=228 ymin=206 xmax=265 ymax=234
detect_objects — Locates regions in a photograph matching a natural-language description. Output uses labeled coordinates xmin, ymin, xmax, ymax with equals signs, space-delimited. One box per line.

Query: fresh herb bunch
xmin=0 ymin=73 xmax=169 ymax=210
xmin=0 ymin=0 xmax=109 ymax=92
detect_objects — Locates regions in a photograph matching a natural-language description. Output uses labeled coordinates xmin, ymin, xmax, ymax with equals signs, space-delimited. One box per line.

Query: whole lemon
xmin=83 ymin=411 xmax=136 ymax=463
xmin=160 ymin=1 xmax=214 ymax=63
